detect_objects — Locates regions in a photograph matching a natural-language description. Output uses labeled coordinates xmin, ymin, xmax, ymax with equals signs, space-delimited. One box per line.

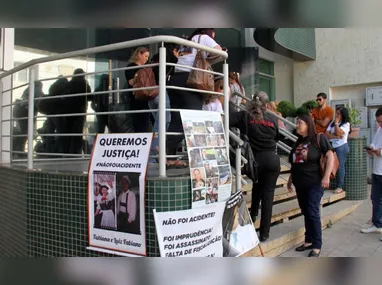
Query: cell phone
xmin=364 ymin=147 xmax=372 ymax=151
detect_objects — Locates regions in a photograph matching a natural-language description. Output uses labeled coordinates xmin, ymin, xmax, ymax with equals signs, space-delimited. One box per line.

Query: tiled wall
xmin=0 ymin=165 xmax=191 ymax=257
xmin=0 ymin=167 xmax=27 ymax=256
xmin=294 ymin=28 xmax=382 ymax=104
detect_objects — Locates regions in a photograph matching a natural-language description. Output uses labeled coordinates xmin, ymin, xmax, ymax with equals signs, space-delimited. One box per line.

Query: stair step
xmin=241 ymin=200 xmax=362 ymax=257
xmin=249 ymin=191 xmax=346 ymax=229
xmin=244 ymin=187 xmax=297 ymax=204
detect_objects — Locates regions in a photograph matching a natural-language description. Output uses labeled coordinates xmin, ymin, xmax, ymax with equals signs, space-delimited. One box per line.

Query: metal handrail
xmin=231 ymin=91 xmax=297 ymax=129
xmin=0 ymin=35 xmax=228 ymax=80
xmin=0 ymin=36 xmax=229 ymax=178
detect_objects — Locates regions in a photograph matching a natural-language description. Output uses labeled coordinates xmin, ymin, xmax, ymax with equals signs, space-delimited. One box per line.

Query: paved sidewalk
xmin=280 ymin=191 xmax=382 ymax=257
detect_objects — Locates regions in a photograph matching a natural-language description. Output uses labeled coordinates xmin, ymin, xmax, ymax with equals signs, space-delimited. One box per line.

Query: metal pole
xmin=0 ymin=80 xmax=3 ymax=163
xmin=158 ymin=45 xmax=167 ymax=177
xmin=223 ymin=63 xmax=229 ymax=146
xmin=27 ymin=66 xmax=36 ymax=170
xmin=235 ymin=146 xmax=241 ymax=192
xmin=116 ymin=77 xmax=120 ymax=104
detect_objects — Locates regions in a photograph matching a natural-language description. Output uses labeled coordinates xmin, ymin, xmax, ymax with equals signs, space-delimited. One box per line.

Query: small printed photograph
xmin=222 ymin=192 xmax=258 ymax=257
xmin=115 ymin=172 xmax=141 ymax=235
xmin=206 ymin=187 xmax=219 ymax=204
xmin=192 ymin=188 xmax=206 ymax=202
xmin=217 ymin=134 xmax=226 ymax=147
xmin=185 ymin=134 xmax=196 ymax=148
xmin=206 ymin=135 xmax=218 ymax=147
xmin=189 ymin=148 xmax=203 ymax=168
xmin=218 ymin=166 xmax=232 ymax=186
xmin=191 ymin=167 xmax=207 ymax=189
xmin=205 ymin=121 xmax=215 ymax=134
xmin=201 ymin=148 xmax=216 ymax=161
xmin=204 ymin=160 xmax=219 ymax=178
xmin=193 ymin=122 xmax=206 ymax=133
xmin=206 ymin=176 xmax=219 ymax=188
xmin=183 ymin=120 xmax=194 ymax=134
xmin=213 ymin=121 xmax=224 ymax=133
xmin=93 ymin=172 xmax=117 ymax=231
xmin=194 ymin=134 xmax=207 ymax=147
xmin=215 ymin=147 xmax=229 ymax=165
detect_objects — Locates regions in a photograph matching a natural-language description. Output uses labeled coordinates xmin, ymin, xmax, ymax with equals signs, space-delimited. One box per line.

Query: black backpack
xmin=241 ymin=113 xmax=259 ymax=184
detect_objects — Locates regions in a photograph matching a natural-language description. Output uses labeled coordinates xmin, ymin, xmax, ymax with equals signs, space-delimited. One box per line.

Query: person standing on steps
xmin=287 ymin=114 xmax=335 ymax=257
xmin=362 ymin=108 xmax=382 ymax=239
xmin=310 ymin=93 xmax=335 ymax=134
xmin=325 ymin=107 xmax=351 ymax=194
xmin=229 ymin=91 xmax=280 ymax=242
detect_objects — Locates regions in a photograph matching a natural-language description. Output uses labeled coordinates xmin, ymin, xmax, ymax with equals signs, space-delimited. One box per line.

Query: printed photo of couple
xmin=93 ymin=171 xmax=141 ymax=235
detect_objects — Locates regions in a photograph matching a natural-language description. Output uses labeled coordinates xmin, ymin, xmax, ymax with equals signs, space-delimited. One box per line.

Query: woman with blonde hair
xmin=124 ymin=47 xmax=150 ymax=133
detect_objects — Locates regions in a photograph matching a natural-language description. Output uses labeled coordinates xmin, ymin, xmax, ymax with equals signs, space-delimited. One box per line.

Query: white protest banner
xmin=153 ymin=203 xmax=226 ymax=257
xmin=87 ymin=133 xmax=153 ymax=257
xmin=222 ymin=190 xmax=259 ymax=257
xmin=180 ymin=110 xmax=232 ymax=208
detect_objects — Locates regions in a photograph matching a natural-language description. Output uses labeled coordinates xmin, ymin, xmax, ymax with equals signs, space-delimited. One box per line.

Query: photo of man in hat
xmin=117 ymin=174 xmax=138 ymax=234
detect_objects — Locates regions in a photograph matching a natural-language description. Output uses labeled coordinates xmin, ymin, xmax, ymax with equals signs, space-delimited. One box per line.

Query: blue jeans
xmin=148 ymin=92 xmax=171 ymax=152
xmin=295 ymin=184 xmax=324 ymax=249
xmin=371 ymin=174 xmax=382 ymax=228
xmin=334 ymin=143 xmax=349 ymax=189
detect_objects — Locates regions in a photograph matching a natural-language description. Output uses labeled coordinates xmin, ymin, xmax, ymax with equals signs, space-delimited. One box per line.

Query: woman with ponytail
xmin=229 ymin=91 xmax=280 ymax=242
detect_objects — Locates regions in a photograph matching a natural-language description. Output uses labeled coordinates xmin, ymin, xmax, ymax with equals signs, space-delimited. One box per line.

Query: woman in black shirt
xmin=125 ymin=47 xmax=150 ymax=133
xmin=287 ymin=114 xmax=334 ymax=257
xmin=230 ymin=91 xmax=280 ymax=242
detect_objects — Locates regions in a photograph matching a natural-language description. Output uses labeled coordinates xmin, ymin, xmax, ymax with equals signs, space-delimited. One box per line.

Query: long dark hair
xmin=188 ymin=28 xmax=215 ymax=40
xmin=295 ymin=114 xmax=318 ymax=147
xmin=330 ymin=107 xmax=352 ymax=134
xmin=248 ymin=91 xmax=268 ymax=121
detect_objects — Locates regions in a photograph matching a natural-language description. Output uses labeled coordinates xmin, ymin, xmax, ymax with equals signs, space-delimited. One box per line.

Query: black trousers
xmin=251 ymin=150 xmax=280 ymax=238
xmin=130 ymin=94 xmax=150 ymax=133
xmin=295 ymin=183 xmax=324 ymax=249
xmin=166 ymin=72 xmax=204 ymax=154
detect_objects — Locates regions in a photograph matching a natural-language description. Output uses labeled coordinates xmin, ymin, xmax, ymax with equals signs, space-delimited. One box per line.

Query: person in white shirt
xmin=229 ymin=72 xmax=246 ymax=112
xmin=166 ymin=28 xmax=222 ymax=169
xmin=117 ymin=175 xmax=137 ymax=233
xmin=325 ymin=107 xmax=351 ymax=194
xmin=362 ymin=108 xmax=382 ymax=238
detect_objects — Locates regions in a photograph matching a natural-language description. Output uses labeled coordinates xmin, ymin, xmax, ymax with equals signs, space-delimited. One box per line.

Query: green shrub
xmin=277 ymin=101 xmax=297 ymax=118
xmin=295 ymin=106 xmax=309 ymax=116
xmin=301 ymin=100 xmax=318 ymax=110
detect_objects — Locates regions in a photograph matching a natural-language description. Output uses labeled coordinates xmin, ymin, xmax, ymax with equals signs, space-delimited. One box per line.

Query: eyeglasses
xmin=316 ymin=99 xmax=323 ymax=102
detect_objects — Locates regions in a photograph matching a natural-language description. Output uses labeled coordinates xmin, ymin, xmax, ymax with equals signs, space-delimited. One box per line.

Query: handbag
xmin=316 ymin=133 xmax=339 ymax=179
xmin=186 ymin=35 xmax=215 ymax=91
xmin=241 ymin=113 xmax=259 ymax=183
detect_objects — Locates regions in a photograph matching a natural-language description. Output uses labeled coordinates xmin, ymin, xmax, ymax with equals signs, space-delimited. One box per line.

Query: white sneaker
xmin=361 ymin=226 xmax=382 ymax=234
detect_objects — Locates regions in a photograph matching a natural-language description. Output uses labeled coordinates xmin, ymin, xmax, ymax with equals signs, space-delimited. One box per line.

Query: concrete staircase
xmin=239 ymin=155 xmax=362 ymax=257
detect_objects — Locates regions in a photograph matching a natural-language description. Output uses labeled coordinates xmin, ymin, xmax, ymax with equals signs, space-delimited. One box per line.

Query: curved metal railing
xmin=0 ymin=35 xmax=232 ymax=178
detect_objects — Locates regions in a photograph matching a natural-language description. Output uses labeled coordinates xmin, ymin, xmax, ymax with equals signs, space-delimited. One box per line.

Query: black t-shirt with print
xmin=288 ymin=134 xmax=332 ymax=189
xmin=229 ymin=111 xmax=279 ymax=152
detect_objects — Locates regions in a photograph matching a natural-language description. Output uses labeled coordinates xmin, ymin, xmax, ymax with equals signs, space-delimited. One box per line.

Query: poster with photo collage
xmin=180 ymin=110 xmax=232 ymax=209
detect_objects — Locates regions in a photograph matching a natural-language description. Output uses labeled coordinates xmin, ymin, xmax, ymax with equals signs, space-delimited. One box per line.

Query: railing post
xmin=27 ymin=65 xmax=36 ymax=170
xmin=0 ymin=79 xmax=2 ymax=163
xmin=223 ymin=62 xmax=229 ymax=146
xmin=235 ymin=146 xmax=241 ymax=192
xmin=158 ymin=45 xmax=167 ymax=177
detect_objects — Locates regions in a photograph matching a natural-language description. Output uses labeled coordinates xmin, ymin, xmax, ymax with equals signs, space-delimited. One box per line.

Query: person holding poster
xmin=229 ymin=91 xmax=280 ymax=242
xmin=117 ymin=175 xmax=138 ymax=234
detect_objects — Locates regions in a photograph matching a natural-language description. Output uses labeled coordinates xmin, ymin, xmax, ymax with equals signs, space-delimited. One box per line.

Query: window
xmin=258 ymin=59 xmax=275 ymax=101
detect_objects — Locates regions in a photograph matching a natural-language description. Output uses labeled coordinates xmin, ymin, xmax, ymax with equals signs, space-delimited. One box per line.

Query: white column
xmin=0 ymin=28 xmax=14 ymax=164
